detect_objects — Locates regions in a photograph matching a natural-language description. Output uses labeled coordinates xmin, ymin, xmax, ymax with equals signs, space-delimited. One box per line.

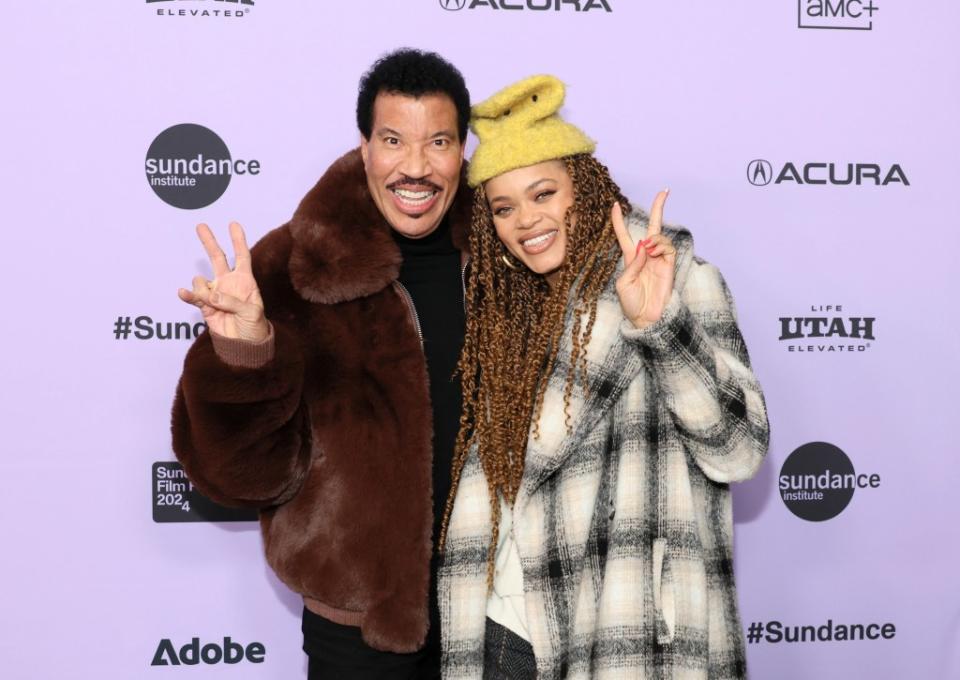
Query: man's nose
xmin=398 ymin=145 xmax=430 ymax=179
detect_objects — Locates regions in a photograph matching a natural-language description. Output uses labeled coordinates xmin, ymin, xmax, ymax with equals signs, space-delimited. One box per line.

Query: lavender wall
xmin=2 ymin=1 xmax=958 ymax=677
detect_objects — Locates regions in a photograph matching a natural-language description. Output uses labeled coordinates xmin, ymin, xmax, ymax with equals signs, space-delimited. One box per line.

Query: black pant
xmin=302 ymin=607 xmax=440 ymax=680
xmin=483 ymin=618 xmax=537 ymax=680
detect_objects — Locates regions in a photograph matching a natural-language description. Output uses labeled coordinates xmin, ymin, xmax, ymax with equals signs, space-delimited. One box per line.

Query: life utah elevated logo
xmin=779 ymin=304 xmax=876 ymax=354
xmin=148 ymin=0 xmax=254 ymax=19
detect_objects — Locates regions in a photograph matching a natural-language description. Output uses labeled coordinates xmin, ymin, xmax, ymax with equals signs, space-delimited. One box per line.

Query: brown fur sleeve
xmin=170 ymin=226 xmax=313 ymax=508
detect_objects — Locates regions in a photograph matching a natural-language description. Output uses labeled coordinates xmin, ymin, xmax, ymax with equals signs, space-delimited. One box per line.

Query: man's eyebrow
xmin=489 ymin=178 xmax=556 ymax=203
xmin=374 ymin=128 xmax=458 ymax=142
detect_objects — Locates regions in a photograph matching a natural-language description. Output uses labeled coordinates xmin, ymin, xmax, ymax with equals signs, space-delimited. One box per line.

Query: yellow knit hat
xmin=468 ymin=75 xmax=596 ymax=188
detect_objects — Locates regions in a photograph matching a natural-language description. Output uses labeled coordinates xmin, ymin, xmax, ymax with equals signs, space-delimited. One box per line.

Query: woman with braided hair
xmin=437 ymin=75 xmax=770 ymax=680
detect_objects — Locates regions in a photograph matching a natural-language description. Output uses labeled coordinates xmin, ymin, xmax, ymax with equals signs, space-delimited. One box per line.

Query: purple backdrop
xmin=2 ymin=1 xmax=959 ymax=678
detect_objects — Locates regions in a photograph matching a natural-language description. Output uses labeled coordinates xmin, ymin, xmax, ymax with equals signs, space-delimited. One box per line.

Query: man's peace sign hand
xmin=610 ymin=191 xmax=676 ymax=330
xmin=177 ymin=222 xmax=270 ymax=342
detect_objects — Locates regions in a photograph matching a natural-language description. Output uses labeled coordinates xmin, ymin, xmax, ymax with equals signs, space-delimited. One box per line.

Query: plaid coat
xmin=439 ymin=213 xmax=769 ymax=679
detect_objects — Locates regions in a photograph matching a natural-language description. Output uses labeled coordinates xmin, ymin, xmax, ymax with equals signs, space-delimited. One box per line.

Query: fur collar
xmin=287 ymin=147 xmax=471 ymax=304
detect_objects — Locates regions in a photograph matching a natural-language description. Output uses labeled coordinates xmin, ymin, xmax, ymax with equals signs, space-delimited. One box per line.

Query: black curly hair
xmin=356 ymin=48 xmax=471 ymax=142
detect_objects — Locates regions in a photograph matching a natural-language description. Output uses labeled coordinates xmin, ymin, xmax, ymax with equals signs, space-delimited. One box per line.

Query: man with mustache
xmin=172 ymin=48 xmax=471 ymax=679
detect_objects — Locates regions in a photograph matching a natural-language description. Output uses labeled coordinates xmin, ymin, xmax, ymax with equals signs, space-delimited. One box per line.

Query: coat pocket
xmin=652 ymin=537 xmax=676 ymax=645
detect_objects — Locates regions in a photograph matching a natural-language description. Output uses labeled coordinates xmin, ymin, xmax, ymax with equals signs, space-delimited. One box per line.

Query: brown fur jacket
xmin=171 ymin=148 xmax=471 ymax=653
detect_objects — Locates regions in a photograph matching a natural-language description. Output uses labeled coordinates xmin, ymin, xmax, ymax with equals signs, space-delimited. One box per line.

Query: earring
xmin=501 ymin=253 xmax=519 ymax=271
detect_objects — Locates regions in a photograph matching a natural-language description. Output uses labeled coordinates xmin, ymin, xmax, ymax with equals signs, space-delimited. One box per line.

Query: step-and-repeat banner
xmin=3 ymin=2 xmax=958 ymax=678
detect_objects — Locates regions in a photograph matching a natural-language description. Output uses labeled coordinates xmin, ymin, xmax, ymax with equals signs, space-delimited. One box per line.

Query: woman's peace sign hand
xmin=611 ymin=191 xmax=676 ymax=330
xmin=176 ymin=222 xmax=270 ymax=342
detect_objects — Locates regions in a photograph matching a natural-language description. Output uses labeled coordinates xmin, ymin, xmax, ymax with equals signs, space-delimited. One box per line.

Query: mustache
xmin=387 ymin=176 xmax=441 ymax=192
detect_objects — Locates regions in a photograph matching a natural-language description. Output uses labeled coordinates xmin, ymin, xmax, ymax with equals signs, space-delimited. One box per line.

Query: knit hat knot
xmin=468 ymin=74 xmax=595 ymax=187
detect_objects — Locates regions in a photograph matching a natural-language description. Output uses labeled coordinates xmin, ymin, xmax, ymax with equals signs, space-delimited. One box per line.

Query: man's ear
xmin=360 ymin=134 xmax=369 ymax=168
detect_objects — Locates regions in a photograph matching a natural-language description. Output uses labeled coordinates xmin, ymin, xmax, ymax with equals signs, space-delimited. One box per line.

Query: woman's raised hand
xmin=610 ymin=191 xmax=676 ymax=330
xmin=177 ymin=222 xmax=269 ymax=342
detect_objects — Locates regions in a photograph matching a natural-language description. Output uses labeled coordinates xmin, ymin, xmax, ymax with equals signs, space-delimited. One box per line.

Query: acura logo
xmin=746 ymin=159 xmax=908 ymax=187
xmin=747 ymin=159 xmax=773 ymax=186
xmin=438 ymin=0 xmax=612 ymax=12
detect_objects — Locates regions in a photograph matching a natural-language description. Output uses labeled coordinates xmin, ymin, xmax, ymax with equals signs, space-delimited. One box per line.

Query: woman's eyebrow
xmin=489 ymin=178 xmax=556 ymax=203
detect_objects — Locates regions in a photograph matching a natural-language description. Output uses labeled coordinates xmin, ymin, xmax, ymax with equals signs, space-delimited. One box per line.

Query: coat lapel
xmin=286 ymin=147 xmax=472 ymax=305
xmin=516 ymin=216 xmax=695 ymax=512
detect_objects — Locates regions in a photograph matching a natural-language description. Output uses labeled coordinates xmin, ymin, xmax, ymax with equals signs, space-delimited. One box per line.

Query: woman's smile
xmin=518 ymin=228 xmax=559 ymax=254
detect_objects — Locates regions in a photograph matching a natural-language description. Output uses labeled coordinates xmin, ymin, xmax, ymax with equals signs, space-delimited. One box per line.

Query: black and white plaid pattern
xmin=439 ymin=212 xmax=770 ymax=679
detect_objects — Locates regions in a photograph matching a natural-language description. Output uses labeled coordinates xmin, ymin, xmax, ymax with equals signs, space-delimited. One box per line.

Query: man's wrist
xmin=210 ymin=322 xmax=276 ymax=368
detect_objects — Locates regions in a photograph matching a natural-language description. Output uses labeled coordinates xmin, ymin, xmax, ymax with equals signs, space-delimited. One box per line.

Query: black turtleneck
xmin=392 ymin=217 xmax=465 ymax=665
xmin=392 ymin=217 xmax=465 ymax=546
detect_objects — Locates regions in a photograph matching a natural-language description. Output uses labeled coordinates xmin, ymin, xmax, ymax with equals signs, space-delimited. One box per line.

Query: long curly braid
xmin=438 ymin=154 xmax=631 ymax=586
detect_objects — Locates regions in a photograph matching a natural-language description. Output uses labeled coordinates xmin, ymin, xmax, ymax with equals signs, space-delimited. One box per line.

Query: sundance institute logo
xmin=145 ymin=124 xmax=260 ymax=210
xmin=779 ymin=442 xmax=880 ymax=521
xmin=440 ymin=0 xmax=612 ymax=11
xmin=148 ymin=0 xmax=254 ymax=18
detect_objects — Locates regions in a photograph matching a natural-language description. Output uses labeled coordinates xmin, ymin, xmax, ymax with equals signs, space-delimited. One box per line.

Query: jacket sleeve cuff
xmin=209 ymin=323 xmax=276 ymax=369
xmin=619 ymin=289 xmax=690 ymax=357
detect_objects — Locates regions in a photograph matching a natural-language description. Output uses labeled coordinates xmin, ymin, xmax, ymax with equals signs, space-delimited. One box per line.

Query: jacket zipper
xmin=394 ymin=281 xmax=423 ymax=347
xmin=394 ymin=256 xmax=470 ymax=348
xmin=461 ymin=256 xmax=469 ymax=313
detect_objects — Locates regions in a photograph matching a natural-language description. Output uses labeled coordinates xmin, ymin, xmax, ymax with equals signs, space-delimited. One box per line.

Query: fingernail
xmin=664 ymin=188 xmax=670 ymax=195
xmin=635 ymin=241 xmax=644 ymax=256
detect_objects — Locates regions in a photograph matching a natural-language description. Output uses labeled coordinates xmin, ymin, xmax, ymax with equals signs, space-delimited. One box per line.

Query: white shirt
xmin=485 ymin=495 xmax=530 ymax=641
